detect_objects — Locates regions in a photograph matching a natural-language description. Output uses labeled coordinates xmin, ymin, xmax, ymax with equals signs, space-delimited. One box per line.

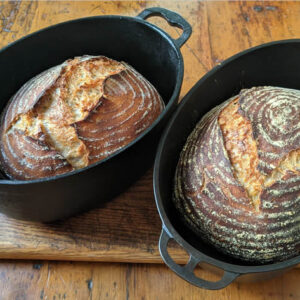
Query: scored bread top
xmin=0 ymin=56 xmax=164 ymax=180
xmin=174 ymin=86 xmax=300 ymax=263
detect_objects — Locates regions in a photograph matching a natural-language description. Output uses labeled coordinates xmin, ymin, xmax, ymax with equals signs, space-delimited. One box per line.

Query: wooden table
xmin=1 ymin=1 xmax=300 ymax=299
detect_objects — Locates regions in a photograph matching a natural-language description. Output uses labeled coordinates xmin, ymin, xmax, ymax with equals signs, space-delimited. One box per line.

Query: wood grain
xmin=0 ymin=260 xmax=300 ymax=300
xmin=1 ymin=1 xmax=300 ymax=299
xmin=0 ymin=170 xmax=191 ymax=263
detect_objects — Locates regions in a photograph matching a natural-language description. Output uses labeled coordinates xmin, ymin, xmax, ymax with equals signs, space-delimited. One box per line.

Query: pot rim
xmin=0 ymin=13 xmax=184 ymax=185
xmin=154 ymin=38 xmax=300 ymax=274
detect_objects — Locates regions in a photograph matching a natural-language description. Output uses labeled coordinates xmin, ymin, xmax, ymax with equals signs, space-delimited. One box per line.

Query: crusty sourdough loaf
xmin=0 ymin=56 xmax=164 ymax=180
xmin=173 ymin=86 xmax=300 ymax=263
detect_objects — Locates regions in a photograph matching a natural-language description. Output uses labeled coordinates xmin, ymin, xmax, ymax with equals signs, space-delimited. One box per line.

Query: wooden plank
xmin=0 ymin=170 xmax=190 ymax=264
xmin=0 ymin=259 xmax=300 ymax=299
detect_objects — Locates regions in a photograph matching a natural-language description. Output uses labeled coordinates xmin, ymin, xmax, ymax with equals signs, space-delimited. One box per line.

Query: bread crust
xmin=0 ymin=56 xmax=164 ymax=180
xmin=174 ymin=86 xmax=300 ymax=263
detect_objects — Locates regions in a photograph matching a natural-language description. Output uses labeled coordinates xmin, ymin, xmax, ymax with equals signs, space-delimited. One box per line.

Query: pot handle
xmin=137 ymin=7 xmax=192 ymax=48
xmin=159 ymin=228 xmax=240 ymax=290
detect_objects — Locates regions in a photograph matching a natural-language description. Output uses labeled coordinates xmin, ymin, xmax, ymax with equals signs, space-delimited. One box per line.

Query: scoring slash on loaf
xmin=174 ymin=86 xmax=300 ymax=263
xmin=0 ymin=56 xmax=164 ymax=180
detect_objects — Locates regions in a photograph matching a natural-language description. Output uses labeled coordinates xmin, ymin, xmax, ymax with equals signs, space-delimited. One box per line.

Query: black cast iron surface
xmin=154 ymin=40 xmax=300 ymax=290
xmin=0 ymin=7 xmax=191 ymax=222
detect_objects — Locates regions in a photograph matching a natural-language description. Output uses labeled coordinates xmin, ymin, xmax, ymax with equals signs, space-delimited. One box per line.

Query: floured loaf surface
xmin=0 ymin=56 xmax=164 ymax=180
xmin=173 ymin=86 xmax=300 ymax=263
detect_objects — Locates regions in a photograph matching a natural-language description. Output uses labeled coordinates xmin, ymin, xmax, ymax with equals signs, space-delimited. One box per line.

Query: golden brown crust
xmin=0 ymin=56 xmax=164 ymax=180
xmin=219 ymin=97 xmax=264 ymax=211
xmin=174 ymin=86 xmax=300 ymax=263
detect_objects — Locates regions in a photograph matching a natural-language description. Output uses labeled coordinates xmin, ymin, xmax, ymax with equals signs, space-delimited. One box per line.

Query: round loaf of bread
xmin=0 ymin=56 xmax=164 ymax=180
xmin=174 ymin=86 xmax=300 ymax=263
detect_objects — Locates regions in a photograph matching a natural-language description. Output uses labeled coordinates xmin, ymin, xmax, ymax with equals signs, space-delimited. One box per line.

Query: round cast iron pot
xmin=154 ymin=40 xmax=300 ymax=290
xmin=0 ymin=7 xmax=191 ymax=222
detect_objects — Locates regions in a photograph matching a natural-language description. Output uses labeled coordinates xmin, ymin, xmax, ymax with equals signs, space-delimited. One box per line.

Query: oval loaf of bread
xmin=174 ymin=86 xmax=300 ymax=263
xmin=0 ymin=56 xmax=164 ymax=180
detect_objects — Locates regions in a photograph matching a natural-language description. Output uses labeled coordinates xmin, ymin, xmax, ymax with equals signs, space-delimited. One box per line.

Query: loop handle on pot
xmin=159 ymin=228 xmax=240 ymax=290
xmin=137 ymin=7 xmax=192 ymax=48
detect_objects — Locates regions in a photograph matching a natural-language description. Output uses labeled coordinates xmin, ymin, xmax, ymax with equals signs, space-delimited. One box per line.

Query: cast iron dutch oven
xmin=154 ymin=40 xmax=300 ymax=289
xmin=0 ymin=7 xmax=191 ymax=222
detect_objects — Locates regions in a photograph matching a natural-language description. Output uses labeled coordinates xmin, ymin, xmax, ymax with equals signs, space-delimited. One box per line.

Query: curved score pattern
xmin=0 ymin=56 xmax=164 ymax=180
xmin=239 ymin=87 xmax=300 ymax=175
xmin=174 ymin=87 xmax=300 ymax=263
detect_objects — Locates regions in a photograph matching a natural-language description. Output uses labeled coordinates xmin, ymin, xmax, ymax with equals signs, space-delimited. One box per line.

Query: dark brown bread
xmin=0 ymin=56 xmax=164 ymax=180
xmin=173 ymin=86 xmax=300 ymax=263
